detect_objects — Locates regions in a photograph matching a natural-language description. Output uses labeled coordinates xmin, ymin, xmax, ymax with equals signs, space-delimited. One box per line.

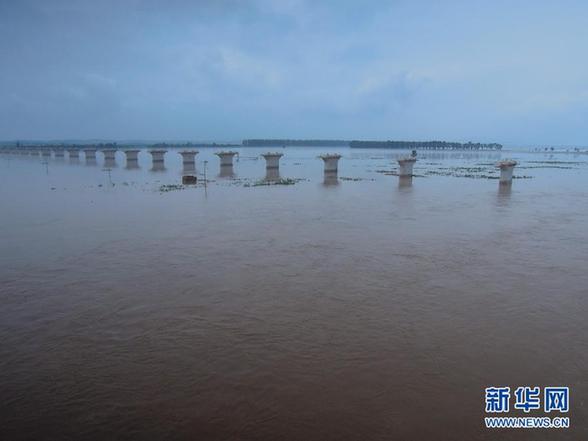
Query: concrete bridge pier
xmin=215 ymin=151 xmax=237 ymax=167
xmin=320 ymin=154 xmax=341 ymax=174
xmin=41 ymin=149 xmax=51 ymax=159
xmin=124 ymin=149 xmax=140 ymax=169
xmin=265 ymin=168 xmax=280 ymax=182
xmin=496 ymin=160 xmax=517 ymax=184
xmin=84 ymin=148 xmax=97 ymax=165
xmin=261 ymin=152 xmax=283 ymax=170
xmin=149 ymin=149 xmax=167 ymax=171
xmin=179 ymin=150 xmax=199 ymax=174
xmin=397 ymin=157 xmax=417 ymax=177
xmin=67 ymin=148 xmax=80 ymax=162
xmin=320 ymin=154 xmax=341 ymax=185
xmin=215 ymin=151 xmax=237 ymax=177
xmin=102 ymin=149 xmax=118 ymax=168
xmin=262 ymin=153 xmax=283 ymax=181
xmin=53 ymin=148 xmax=65 ymax=160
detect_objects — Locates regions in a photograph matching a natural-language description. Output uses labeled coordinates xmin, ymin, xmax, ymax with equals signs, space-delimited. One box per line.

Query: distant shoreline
xmin=4 ymin=140 xmax=587 ymax=152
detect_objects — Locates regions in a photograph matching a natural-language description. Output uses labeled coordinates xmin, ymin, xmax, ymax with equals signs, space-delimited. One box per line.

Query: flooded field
xmin=1 ymin=147 xmax=587 ymax=440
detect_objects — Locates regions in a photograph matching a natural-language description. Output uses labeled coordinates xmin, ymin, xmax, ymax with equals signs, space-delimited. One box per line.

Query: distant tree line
xmin=242 ymin=139 xmax=502 ymax=150
xmin=6 ymin=142 xmax=118 ymax=149
xmin=242 ymin=139 xmax=349 ymax=147
xmin=152 ymin=142 xmax=239 ymax=148
xmin=349 ymin=140 xmax=502 ymax=150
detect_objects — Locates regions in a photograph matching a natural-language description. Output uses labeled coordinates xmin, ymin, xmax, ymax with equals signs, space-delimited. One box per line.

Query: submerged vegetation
xmin=244 ymin=178 xmax=303 ymax=187
xmin=339 ymin=176 xmax=375 ymax=181
xmin=158 ymin=184 xmax=186 ymax=192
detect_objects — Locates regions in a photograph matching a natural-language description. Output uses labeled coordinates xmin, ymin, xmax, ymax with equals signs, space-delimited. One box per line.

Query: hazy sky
xmin=1 ymin=0 xmax=587 ymax=145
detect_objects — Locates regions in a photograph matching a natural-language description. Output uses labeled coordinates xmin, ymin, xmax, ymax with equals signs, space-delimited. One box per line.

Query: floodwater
xmin=0 ymin=147 xmax=587 ymax=440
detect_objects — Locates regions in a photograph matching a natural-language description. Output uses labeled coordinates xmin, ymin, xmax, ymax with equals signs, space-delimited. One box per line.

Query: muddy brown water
xmin=1 ymin=148 xmax=587 ymax=440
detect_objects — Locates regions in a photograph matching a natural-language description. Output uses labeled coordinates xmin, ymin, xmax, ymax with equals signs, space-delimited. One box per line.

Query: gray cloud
xmin=1 ymin=0 xmax=587 ymax=144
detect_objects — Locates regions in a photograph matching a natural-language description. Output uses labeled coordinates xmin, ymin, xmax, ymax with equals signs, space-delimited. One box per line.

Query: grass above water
xmin=244 ymin=178 xmax=303 ymax=187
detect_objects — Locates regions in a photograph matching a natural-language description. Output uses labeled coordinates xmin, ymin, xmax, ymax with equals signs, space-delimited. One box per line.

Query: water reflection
xmin=102 ymin=150 xmax=117 ymax=168
xmin=151 ymin=162 xmax=165 ymax=172
xmin=126 ymin=159 xmax=139 ymax=170
xmin=496 ymin=181 xmax=512 ymax=206
xmin=68 ymin=149 xmax=80 ymax=164
xmin=323 ymin=171 xmax=339 ymax=186
xmin=398 ymin=176 xmax=413 ymax=189
xmin=84 ymin=149 xmax=97 ymax=166
xmin=219 ymin=164 xmax=235 ymax=178
xmin=182 ymin=163 xmax=196 ymax=175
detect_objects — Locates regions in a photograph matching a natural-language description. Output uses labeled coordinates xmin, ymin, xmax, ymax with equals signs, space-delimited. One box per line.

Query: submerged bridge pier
xmin=497 ymin=160 xmax=517 ymax=184
xmin=215 ymin=151 xmax=237 ymax=177
xmin=67 ymin=148 xmax=80 ymax=162
xmin=102 ymin=148 xmax=117 ymax=168
xmin=149 ymin=149 xmax=167 ymax=171
xmin=179 ymin=150 xmax=199 ymax=174
xmin=397 ymin=157 xmax=417 ymax=177
xmin=84 ymin=148 xmax=97 ymax=165
xmin=124 ymin=150 xmax=140 ymax=169
xmin=320 ymin=153 xmax=341 ymax=186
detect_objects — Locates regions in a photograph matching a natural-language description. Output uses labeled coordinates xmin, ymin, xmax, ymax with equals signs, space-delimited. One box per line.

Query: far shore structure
xmin=3 ymin=138 xmax=504 ymax=152
xmin=0 ymin=142 xmax=532 ymax=189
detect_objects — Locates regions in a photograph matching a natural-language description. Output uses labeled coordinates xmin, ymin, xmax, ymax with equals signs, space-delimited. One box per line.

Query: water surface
xmin=1 ymin=147 xmax=587 ymax=440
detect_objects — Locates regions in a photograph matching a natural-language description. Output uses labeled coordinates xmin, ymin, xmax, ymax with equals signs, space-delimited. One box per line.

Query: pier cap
xmin=496 ymin=159 xmax=517 ymax=169
xmin=318 ymin=153 xmax=342 ymax=160
xmin=215 ymin=151 xmax=238 ymax=156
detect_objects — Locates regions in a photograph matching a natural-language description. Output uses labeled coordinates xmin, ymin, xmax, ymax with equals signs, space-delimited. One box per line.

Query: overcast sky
xmin=1 ymin=0 xmax=587 ymax=145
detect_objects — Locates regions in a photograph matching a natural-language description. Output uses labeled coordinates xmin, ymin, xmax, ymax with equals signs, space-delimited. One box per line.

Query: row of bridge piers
xmin=0 ymin=148 xmax=519 ymax=184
